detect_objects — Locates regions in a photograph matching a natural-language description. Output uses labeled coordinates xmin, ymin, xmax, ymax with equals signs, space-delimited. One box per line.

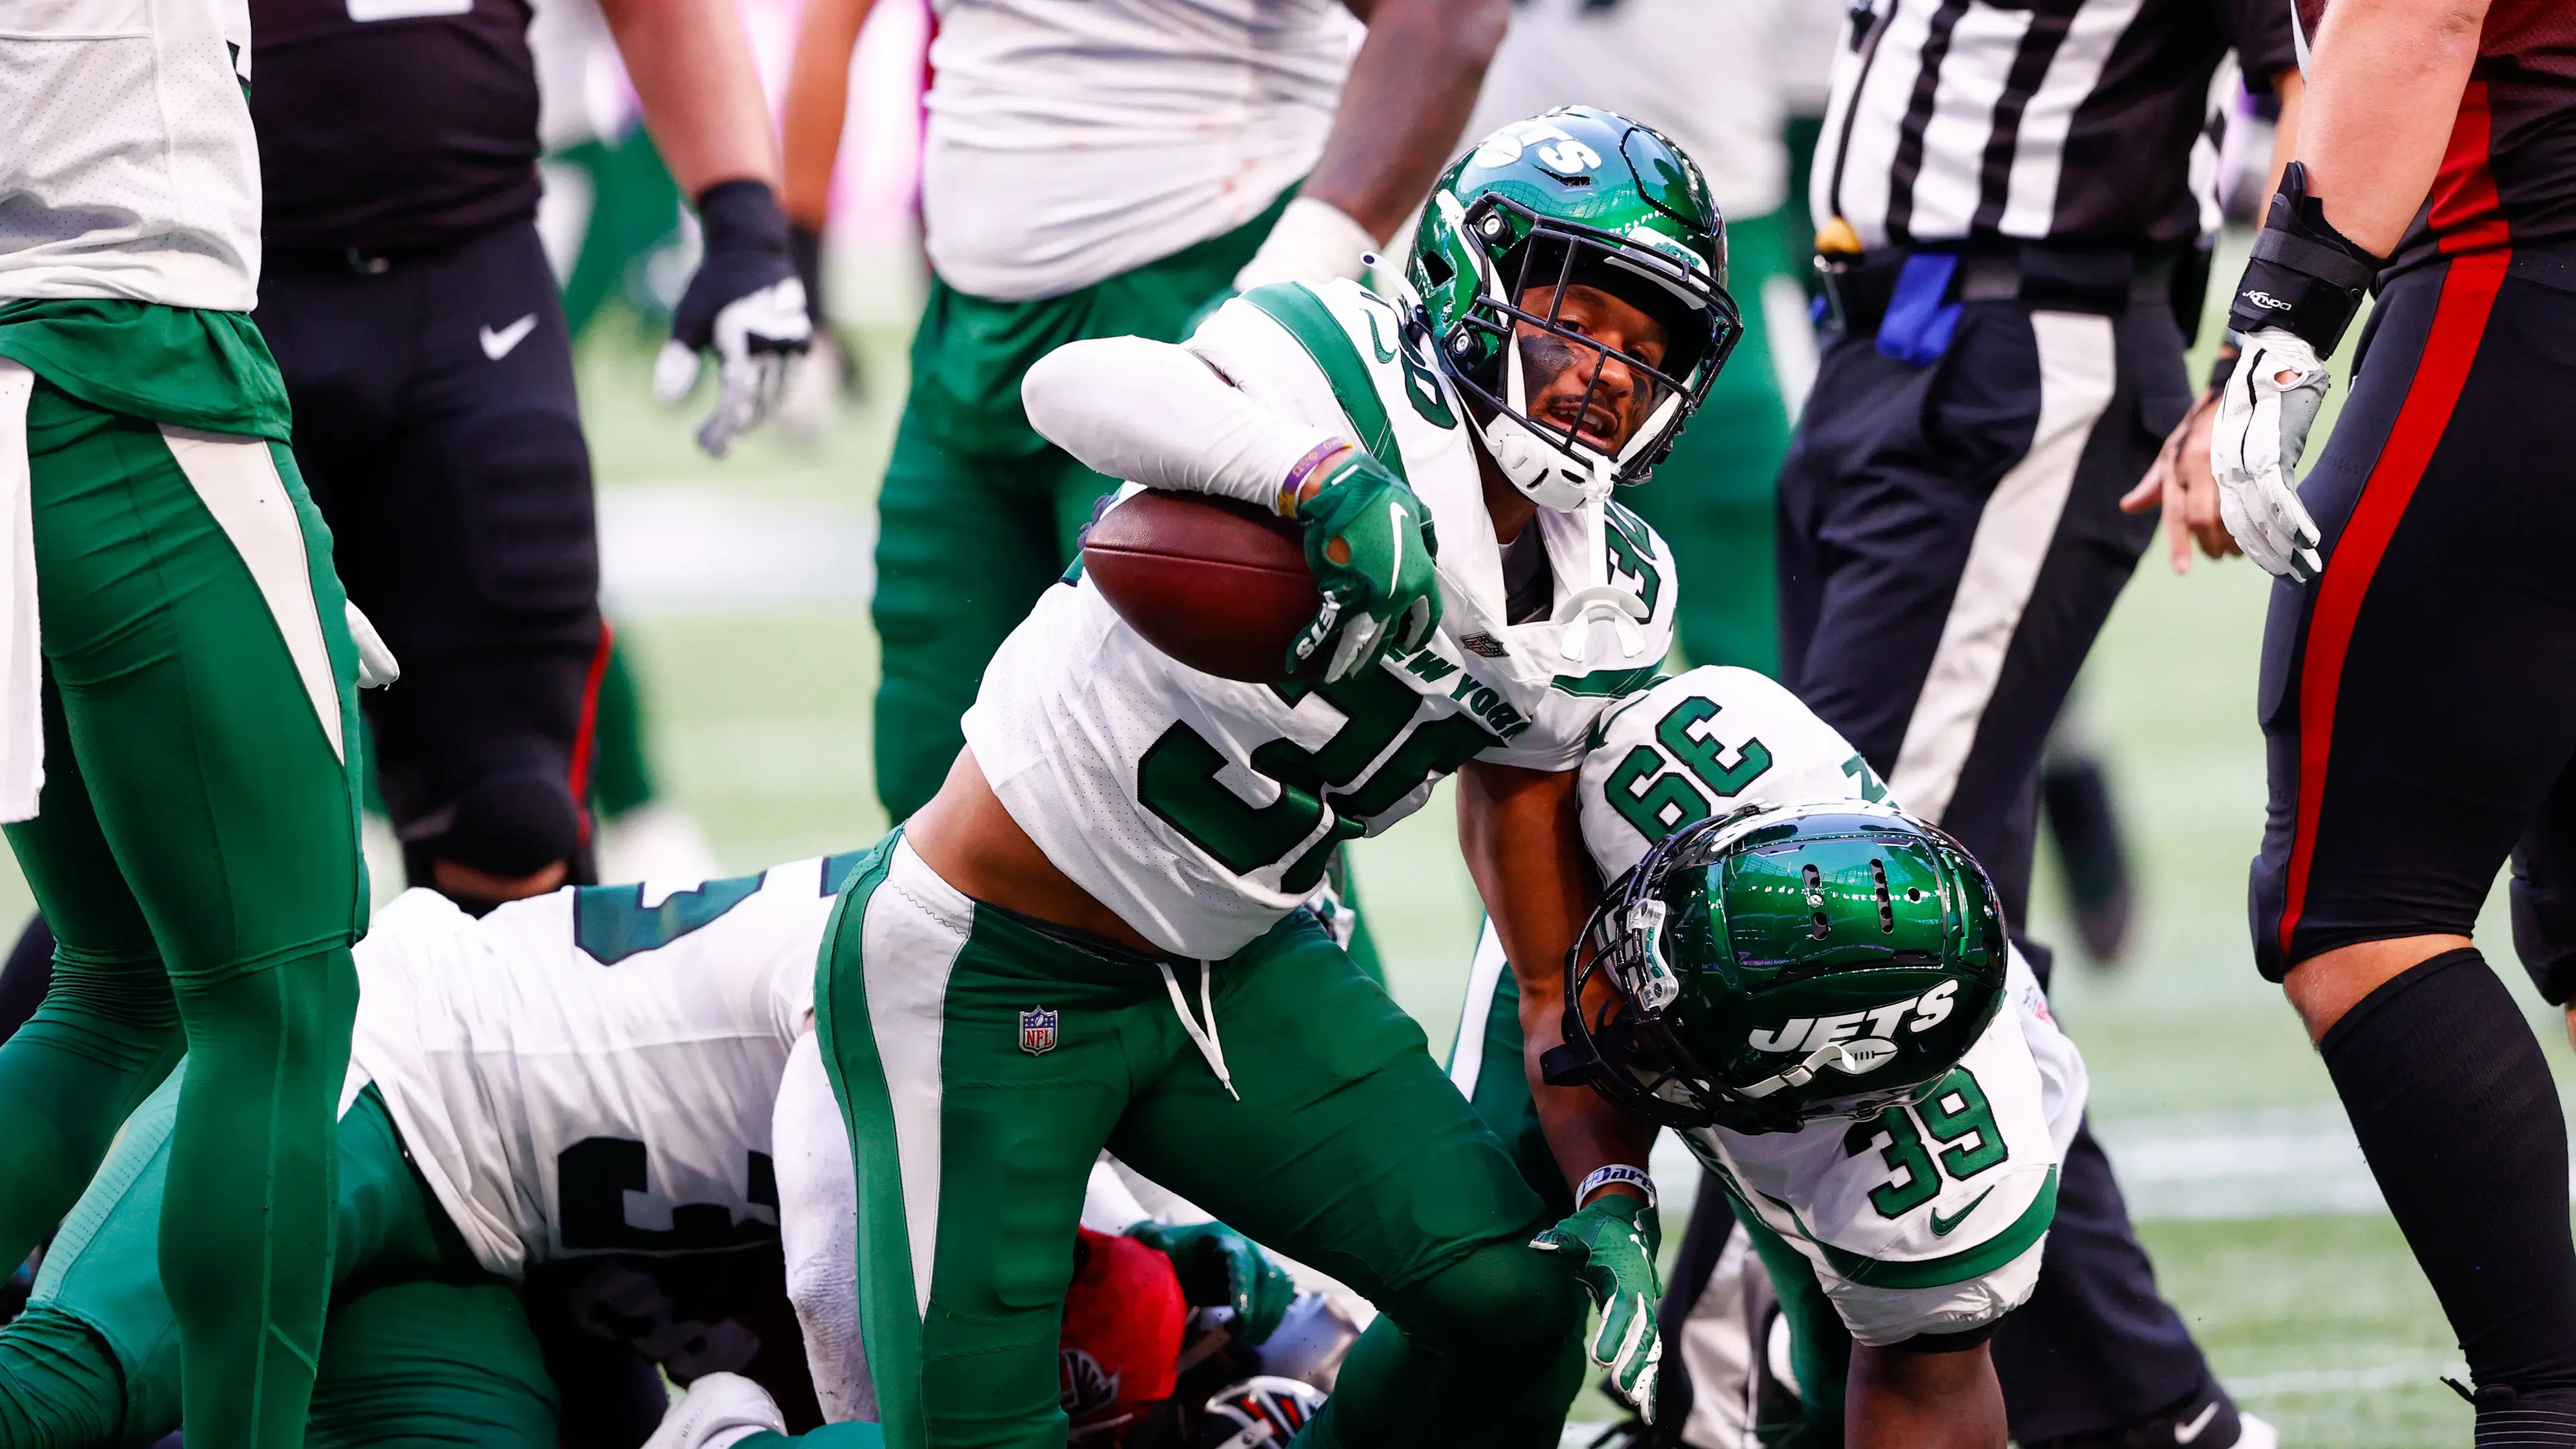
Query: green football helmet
xmin=1550 ymin=801 xmax=2010 ymax=1135
xmin=1407 ymin=105 xmax=1741 ymax=513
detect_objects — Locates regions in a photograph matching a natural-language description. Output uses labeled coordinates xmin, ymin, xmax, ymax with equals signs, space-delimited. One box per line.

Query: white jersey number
xmin=1843 ymin=1067 xmax=2010 ymax=1223
xmin=1137 ymin=666 xmax=1499 ymax=892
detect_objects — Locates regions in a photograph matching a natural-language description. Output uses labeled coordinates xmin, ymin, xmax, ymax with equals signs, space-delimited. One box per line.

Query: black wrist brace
xmin=2224 ymin=162 xmax=2385 ymax=356
xmin=694 ymin=178 xmax=792 ymax=260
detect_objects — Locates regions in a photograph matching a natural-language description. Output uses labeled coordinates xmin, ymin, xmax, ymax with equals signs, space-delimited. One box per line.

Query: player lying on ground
xmin=1455 ymin=666 xmax=2082 ymax=1448
xmin=765 ymin=107 xmax=1737 ymax=1447
xmin=0 ymin=861 xmax=1305 ymax=1449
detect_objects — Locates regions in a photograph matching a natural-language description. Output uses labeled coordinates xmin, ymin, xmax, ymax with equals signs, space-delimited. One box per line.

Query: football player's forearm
xmin=780 ymin=0 xmax=877 ymax=229
xmin=1303 ymin=0 xmax=1509 ymax=244
xmin=1846 ymin=1342 xmax=2007 ymax=1449
xmin=1457 ymin=761 xmax=1655 ymax=1192
xmin=2294 ymin=0 xmax=2488 ymax=256
xmin=600 ymin=0 xmax=782 ymax=197
xmin=1023 ymin=338 xmax=1344 ymax=511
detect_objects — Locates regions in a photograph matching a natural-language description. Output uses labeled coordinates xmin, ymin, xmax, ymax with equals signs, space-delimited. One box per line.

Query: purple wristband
xmin=1277 ymin=438 xmax=1356 ymax=515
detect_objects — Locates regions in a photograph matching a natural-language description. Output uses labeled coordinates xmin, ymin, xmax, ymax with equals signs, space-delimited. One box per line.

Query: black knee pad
xmin=1382 ymin=1236 xmax=1585 ymax=1360
xmin=412 ymin=770 xmax=582 ymax=881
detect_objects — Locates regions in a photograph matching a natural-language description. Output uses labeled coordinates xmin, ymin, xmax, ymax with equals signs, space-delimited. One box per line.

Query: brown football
xmin=1081 ymin=490 xmax=1320 ymax=684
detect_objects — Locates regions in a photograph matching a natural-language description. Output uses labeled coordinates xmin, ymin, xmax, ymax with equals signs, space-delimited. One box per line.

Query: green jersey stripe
xmin=1242 ymin=284 xmax=1408 ymax=484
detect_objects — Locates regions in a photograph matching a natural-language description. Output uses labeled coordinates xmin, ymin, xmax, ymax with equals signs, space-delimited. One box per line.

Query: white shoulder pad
xmin=1690 ymin=1005 xmax=2063 ymax=1346
xmin=1576 ymin=665 xmax=1891 ymax=881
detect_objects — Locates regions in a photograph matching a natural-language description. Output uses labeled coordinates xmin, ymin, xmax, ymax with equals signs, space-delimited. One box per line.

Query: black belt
xmin=1818 ymin=244 xmax=2179 ymax=339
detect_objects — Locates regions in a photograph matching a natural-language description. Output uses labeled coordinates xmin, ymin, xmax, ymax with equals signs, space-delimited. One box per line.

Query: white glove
xmin=654 ymin=278 xmax=812 ymax=459
xmin=345 ymin=601 xmax=398 ymax=690
xmin=643 ymin=1373 xmax=788 ymax=1449
xmin=1233 ymin=198 xmax=1381 ymax=293
xmin=2208 ymin=328 xmax=2330 ymax=583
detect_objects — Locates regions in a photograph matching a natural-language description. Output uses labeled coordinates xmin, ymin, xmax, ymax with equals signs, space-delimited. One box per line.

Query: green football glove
xmin=1289 ymin=449 xmax=1441 ymax=682
xmin=1126 ymin=1219 xmax=1296 ymax=1344
xmin=1532 ymin=1191 xmax=1664 ymax=1418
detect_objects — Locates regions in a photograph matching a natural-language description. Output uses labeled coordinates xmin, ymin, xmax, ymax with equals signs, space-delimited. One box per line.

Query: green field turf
xmin=0 ymin=299 xmax=2536 ymax=1442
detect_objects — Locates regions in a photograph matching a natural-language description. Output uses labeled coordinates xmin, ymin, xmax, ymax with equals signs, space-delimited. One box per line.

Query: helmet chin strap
xmin=1486 ymin=324 xmax=1617 ymax=512
xmin=1736 ymin=1041 xmax=1863 ymax=1099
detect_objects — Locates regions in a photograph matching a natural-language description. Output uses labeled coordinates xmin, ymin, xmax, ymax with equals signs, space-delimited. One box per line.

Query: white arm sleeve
xmin=1022 ymin=336 xmax=1344 ymax=512
xmin=774 ymin=1032 xmax=877 ymax=1423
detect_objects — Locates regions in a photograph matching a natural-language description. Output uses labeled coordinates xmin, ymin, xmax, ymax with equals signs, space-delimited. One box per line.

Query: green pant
xmin=0 ymin=1069 xmax=556 ymax=1449
xmin=1449 ymin=943 xmax=1850 ymax=1440
xmin=0 ymin=301 xmax=367 ymax=1449
xmin=816 ymin=837 xmax=1585 ymax=1448
xmin=869 ymin=195 xmax=1288 ymax=822
xmin=1615 ymin=205 xmax=1801 ymax=678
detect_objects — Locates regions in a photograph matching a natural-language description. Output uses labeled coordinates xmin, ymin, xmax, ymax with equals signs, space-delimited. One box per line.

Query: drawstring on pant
xmin=1158 ymin=959 xmax=1237 ymax=1101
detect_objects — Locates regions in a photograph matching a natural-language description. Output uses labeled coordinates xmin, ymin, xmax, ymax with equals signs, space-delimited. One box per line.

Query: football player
xmin=0 ymin=860 xmax=1295 ymax=1449
xmin=0 ymin=4 xmax=381 ymax=1442
xmin=1453 ymin=665 xmax=2088 ymax=1448
xmin=755 ymin=107 xmax=1736 ymax=1446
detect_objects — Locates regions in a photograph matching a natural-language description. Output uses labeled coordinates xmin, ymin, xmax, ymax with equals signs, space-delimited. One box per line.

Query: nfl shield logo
xmin=1019 ymin=1007 xmax=1059 ymax=1056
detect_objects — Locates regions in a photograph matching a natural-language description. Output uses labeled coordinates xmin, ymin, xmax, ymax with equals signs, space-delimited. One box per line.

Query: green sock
xmin=0 ymin=954 xmax=182 ymax=1269
xmin=160 ymin=948 xmax=358 ymax=1449
xmin=0 ymin=1305 xmax=126 ymax=1449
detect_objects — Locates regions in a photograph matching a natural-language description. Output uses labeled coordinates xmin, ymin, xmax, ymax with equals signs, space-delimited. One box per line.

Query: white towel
xmin=0 ymin=360 xmax=40 ymax=824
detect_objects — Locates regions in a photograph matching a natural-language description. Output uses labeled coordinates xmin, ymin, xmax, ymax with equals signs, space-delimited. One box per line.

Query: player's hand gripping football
xmin=1127 ymin=1219 xmax=1297 ymax=1344
xmin=653 ymin=180 xmax=813 ymax=458
xmin=1288 ymin=448 xmax=1441 ymax=682
xmin=2208 ymin=327 xmax=2330 ymax=584
xmin=1532 ymin=1189 xmax=1664 ymax=1419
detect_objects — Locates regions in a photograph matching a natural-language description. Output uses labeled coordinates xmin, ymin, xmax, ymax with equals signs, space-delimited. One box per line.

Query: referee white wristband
xmin=1577 ymin=1164 xmax=1657 ymax=1209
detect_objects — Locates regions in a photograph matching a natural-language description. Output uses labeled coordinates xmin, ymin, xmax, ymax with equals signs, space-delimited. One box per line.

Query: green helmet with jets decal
xmin=1547 ymin=800 xmax=2010 ymax=1134
xmin=1407 ymin=105 xmax=1741 ymax=513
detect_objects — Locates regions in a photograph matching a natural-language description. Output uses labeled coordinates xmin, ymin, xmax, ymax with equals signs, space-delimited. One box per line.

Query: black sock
xmin=2322 ymin=949 xmax=2576 ymax=1412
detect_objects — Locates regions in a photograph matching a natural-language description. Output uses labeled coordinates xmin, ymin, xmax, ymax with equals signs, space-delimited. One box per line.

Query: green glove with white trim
xmin=1532 ymin=1189 xmax=1664 ymax=1419
xmin=1287 ymin=447 xmax=1441 ymax=682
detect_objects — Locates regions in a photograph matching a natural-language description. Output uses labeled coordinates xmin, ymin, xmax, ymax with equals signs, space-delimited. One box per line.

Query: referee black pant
xmin=1777 ymin=285 xmax=2231 ymax=1442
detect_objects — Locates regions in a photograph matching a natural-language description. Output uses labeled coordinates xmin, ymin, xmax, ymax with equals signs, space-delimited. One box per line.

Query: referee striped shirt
xmin=1813 ymin=0 xmax=2297 ymax=254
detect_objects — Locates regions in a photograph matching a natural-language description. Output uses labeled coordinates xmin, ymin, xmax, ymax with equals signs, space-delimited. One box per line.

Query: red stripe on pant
xmin=2276 ymin=254 xmax=2510 ymax=960
xmin=568 ymin=617 xmax=614 ymax=847
xmin=2277 ymin=81 xmax=2516 ymax=959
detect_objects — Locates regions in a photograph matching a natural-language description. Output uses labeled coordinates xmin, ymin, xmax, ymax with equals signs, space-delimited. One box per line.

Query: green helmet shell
xmin=1406 ymin=107 xmax=1743 ymax=509
xmin=1558 ymin=801 xmax=2010 ymax=1134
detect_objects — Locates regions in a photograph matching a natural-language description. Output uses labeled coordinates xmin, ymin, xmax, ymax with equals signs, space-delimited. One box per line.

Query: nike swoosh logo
xmin=2173 ymin=1401 xmax=2221 ymax=1444
xmin=480 ymin=313 xmax=538 ymax=361
xmin=1365 ymin=310 xmax=1398 ymax=363
xmin=1927 ymin=1185 xmax=1996 ymax=1238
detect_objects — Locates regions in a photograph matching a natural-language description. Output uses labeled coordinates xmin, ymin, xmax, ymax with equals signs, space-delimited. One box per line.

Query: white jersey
xmin=345 ymin=854 xmax=862 ymax=1279
xmin=921 ymin=0 xmax=1357 ymax=301
xmin=965 ymin=278 xmax=1678 ymax=959
xmin=1464 ymin=0 xmax=1791 ymax=221
xmin=1575 ymin=667 xmax=2087 ymax=1345
xmin=0 ymin=0 xmax=262 ymax=309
